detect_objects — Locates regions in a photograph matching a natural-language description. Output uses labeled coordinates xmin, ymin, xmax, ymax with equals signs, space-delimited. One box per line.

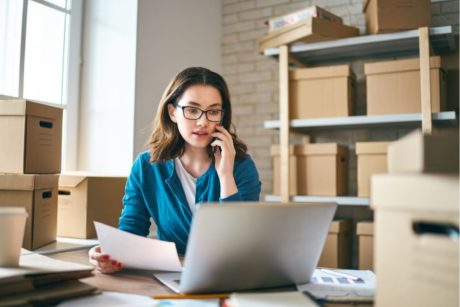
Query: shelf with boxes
xmin=263 ymin=25 xmax=458 ymax=204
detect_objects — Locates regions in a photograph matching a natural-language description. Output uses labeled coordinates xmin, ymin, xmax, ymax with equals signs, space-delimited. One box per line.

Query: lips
xmin=192 ymin=130 xmax=209 ymax=136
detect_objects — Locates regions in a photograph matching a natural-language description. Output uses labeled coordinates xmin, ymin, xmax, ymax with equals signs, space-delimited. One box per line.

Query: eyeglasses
xmin=176 ymin=105 xmax=224 ymax=122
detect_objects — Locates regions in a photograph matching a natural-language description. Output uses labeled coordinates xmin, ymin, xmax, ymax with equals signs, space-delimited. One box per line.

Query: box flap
xmin=295 ymin=143 xmax=347 ymax=156
xmin=0 ymin=174 xmax=59 ymax=191
xmin=357 ymin=221 xmax=374 ymax=235
xmin=0 ymin=98 xmax=63 ymax=119
xmin=59 ymin=174 xmax=87 ymax=188
xmin=290 ymin=64 xmax=351 ymax=80
xmin=328 ymin=220 xmax=352 ymax=234
xmin=364 ymin=56 xmax=442 ymax=75
xmin=371 ymin=174 xmax=459 ymax=212
xmin=356 ymin=141 xmax=391 ymax=155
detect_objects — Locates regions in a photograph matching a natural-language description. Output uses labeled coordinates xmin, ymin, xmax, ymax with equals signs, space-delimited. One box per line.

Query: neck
xmin=179 ymin=145 xmax=211 ymax=178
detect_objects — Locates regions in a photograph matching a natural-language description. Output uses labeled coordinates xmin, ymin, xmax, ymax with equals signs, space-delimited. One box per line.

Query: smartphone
xmin=212 ymin=118 xmax=224 ymax=153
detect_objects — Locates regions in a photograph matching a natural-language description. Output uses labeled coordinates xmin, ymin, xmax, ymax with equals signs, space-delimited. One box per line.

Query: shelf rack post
xmin=418 ymin=27 xmax=433 ymax=134
xmin=279 ymin=45 xmax=290 ymax=202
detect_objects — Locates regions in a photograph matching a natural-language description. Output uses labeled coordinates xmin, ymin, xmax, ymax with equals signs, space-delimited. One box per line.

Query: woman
xmin=89 ymin=67 xmax=261 ymax=273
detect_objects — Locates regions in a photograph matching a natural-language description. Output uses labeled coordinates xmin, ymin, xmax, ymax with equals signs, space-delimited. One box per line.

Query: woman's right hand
xmin=88 ymin=245 xmax=123 ymax=273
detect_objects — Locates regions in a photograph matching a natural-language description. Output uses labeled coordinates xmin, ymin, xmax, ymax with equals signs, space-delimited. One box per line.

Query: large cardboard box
xmin=57 ymin=173 xmax=127 ymax=239
xmin=0 ymin=174 xmax=59 ymax=250
xmin=357 ymin=221 xmax=374 ymax=270
xmin=257 ymin=17 xmax=359 ymax=53
xmin=270 ymin=145 xmax=297 ymax=196
xmin=295 ymin=143 xmax=348 ymax=196
xmin=363 ymin=0 xmax=431 ymax=34
xmin=317 ymin=220 xmax=352 ymax=269
xmin=365 ymin=56 xmax=447 ymax=116
xmin=356 ymin=141 xmax=390 ymax=197
xmin=0 ymin=98 xmax=63 ymax=174
xmin=266 ymin=6 xmax=343 ymax=32
xmin=371 ymin=174 xmax=459 ymax=307
xmin=290 ymin=65 xmax=354 ymax=119
xmin=388 ymin=128 xmax=459 ymax=174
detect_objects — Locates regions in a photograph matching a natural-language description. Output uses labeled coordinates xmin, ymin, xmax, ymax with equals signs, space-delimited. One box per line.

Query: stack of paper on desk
xmin=297 ymin=269 xmax=375 ymax=303
xmin=0 ymin=251 xmax=98 ymax=305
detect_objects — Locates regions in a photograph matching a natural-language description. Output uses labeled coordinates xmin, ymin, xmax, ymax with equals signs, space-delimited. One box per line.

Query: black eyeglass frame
xmin=175 ymin=104 xmax=225 ymax=122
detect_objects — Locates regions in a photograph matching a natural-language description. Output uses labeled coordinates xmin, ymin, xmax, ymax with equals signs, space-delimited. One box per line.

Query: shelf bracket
xmin=419 ymin=27 xmax=433 ymax=134
xmin=279 ymin=45 xmax=290 ymax=203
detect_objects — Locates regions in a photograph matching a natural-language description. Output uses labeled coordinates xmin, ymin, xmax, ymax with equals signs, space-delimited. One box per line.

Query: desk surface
xmin=47 ymin=248 xmax=373 ymax=306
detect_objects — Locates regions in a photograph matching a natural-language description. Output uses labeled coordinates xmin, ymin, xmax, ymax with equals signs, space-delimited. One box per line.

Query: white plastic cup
xmin=0 ymin=207 xmax=28 ymax=267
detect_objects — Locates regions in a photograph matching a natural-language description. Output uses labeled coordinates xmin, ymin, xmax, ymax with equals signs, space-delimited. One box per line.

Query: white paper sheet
xmin=94 ymin=222 xmax=182 ymax=272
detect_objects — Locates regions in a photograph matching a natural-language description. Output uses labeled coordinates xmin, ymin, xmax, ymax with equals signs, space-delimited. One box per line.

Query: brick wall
xmin=222 ymin=0 xmax=459 ymax=200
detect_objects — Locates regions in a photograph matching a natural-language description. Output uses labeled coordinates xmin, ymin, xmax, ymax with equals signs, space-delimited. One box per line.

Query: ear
xmin=168 ymin=104 xmax=177 ymax=123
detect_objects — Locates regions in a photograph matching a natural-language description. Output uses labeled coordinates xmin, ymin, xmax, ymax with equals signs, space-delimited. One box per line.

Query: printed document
xmin=94 ymin=222 xmax=182 ymax=272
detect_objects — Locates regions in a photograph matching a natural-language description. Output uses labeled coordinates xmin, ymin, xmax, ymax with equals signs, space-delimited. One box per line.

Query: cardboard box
xmin=0 ymin=98 xmax=63 ymax=174
xmin=0 ymin=174 xmax=59 ymax=250
xmin=356 ymin=141 xmax=390 ymax=197
xmin=388 ymin=128 xmax=459 ymax=174
xmin=295 ymin=143 xmax=348 ymax=196
xmin=371 ymin=174 xmax=459 ymax=307
xmin=363 ymin=0 xmax=431 ymax=34
xmin=257 ymin=17 xmax=359 ymax=53
xmin=290 ymin=65 xmax=354 ymax=119
xmin=271 ymin=145 xmax=297 ymax=196
xmin=365 ymin=56 xmax=447 ymax=115
xmin=317 ymin=220 xmax=352 ymax=269
xmin=357 ymin=221 xmax=374 ymax=270
xmin=266 ymin=6 xmax=343 ymax=32
xmin=57 ymin=173 xmax=127 ymax=239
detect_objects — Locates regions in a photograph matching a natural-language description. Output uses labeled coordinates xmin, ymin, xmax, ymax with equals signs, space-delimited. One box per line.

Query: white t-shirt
xmin=174 ymin=158 xmax=197 ymax=213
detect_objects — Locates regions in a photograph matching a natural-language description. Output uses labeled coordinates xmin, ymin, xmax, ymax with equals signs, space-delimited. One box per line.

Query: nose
xmin=196 ymin=113 xmax=209 ymax=126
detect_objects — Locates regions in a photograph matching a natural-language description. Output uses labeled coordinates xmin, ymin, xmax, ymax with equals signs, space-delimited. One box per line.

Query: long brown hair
xmin=147 ymin=67 xmax=248 ymax=163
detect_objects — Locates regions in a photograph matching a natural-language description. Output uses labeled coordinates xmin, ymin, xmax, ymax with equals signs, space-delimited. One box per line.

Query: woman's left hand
xmin=211 ymin=125 xmax=237 ymax=197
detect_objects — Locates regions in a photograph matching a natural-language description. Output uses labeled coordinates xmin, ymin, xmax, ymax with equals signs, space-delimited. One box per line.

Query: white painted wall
xmin=133 ymin=0 xmax=222 ymax=158
xmin=78 ymin=0 xmax=137 ymax=174
xmin=78 ymin=0 xmax=221 ymax=172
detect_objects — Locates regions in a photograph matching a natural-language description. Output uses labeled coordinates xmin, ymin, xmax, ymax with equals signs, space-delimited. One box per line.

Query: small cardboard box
xmin=0 ymin=98 xmax=63 ymax=174
xmin=356 ymin=141 xmax=390 ymax=197
xmin=365 ymin=56 xmax=447 ymax=116
xmin=371 ymin=174 xmax=459 ymax=307
xmin=388 ymin=128 xmax=459 ymax=174
xmin=290 ymin=65 xmax=354 ymax=119
xmin=57 ymin=173 xmax=127 ymax=239
xmin=317 ymin=220 xmax=352 ymax=269
xmin=266 ymin=6 xmax=343 ymax=32
xmin=0 ymin=174 xmax=59 ymax=250
xmin=295 ymin=143 xmax=348 ymax=196
xmin=357 ymin=221 xmax=374 ymax=270
xmin=270 ymin=145 xmax=297 ymax=196
xmin=257 ymin=17 xmax=359 ymax=53
xmin=363 ymin=0 xmax=431 ymax=34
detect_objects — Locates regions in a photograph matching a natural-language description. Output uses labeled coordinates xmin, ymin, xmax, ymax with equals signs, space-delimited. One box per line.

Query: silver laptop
xmin=154 ymin=202 xmax=336 ymax=294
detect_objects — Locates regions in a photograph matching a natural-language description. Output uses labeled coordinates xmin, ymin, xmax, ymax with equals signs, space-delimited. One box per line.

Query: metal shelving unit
xmin=265 ymin=26 xmax=457 ymax=205
xmin=264 ymin=111 xmax=458 ymax=131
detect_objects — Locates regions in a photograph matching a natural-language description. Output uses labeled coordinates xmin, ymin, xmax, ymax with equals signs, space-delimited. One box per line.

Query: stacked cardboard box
xmin=0 ymin=97 xmax=63 ymax=250
xmin=356 ymin=221 xmax=374 ymax=270
xmin=356 ymin=141 xmax=390 ymax=197
xmin=371 ymin=128 xmax=459 ymax=307
xmin=317 ymin=220 xmax=352 ymax=269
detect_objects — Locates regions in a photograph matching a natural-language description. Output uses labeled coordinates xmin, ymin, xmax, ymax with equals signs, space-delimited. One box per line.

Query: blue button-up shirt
xmin=118 ymin=151 xmax=261 ymax=254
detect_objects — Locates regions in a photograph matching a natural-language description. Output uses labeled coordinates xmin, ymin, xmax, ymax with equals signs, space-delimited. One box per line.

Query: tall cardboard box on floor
xmin=365 ymin=56 xmax=447 ymax=115
xmin=0 ymin=174 xmax=59 ymax=250
xmin=57 ymin=173 xmax=127 ymax=239
xmin=295 ymin=143 xmax=348 ymax=196
xmin=356 ymin=142 xmax=390 ymax=197
xmin=270 ymin=145 xmax=297 ymax=196
xmin=371 ymin=174 xmax=459 ymax=307
xmin=290 ymin=65 xmax=354 ymax=119
xmin=0 ymin=97 xmax=62 ymax=174
xmin=317 ymin=220 xmax=352 ymax=269
xmin=363 ymin=0 xmax=431 ymax=34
